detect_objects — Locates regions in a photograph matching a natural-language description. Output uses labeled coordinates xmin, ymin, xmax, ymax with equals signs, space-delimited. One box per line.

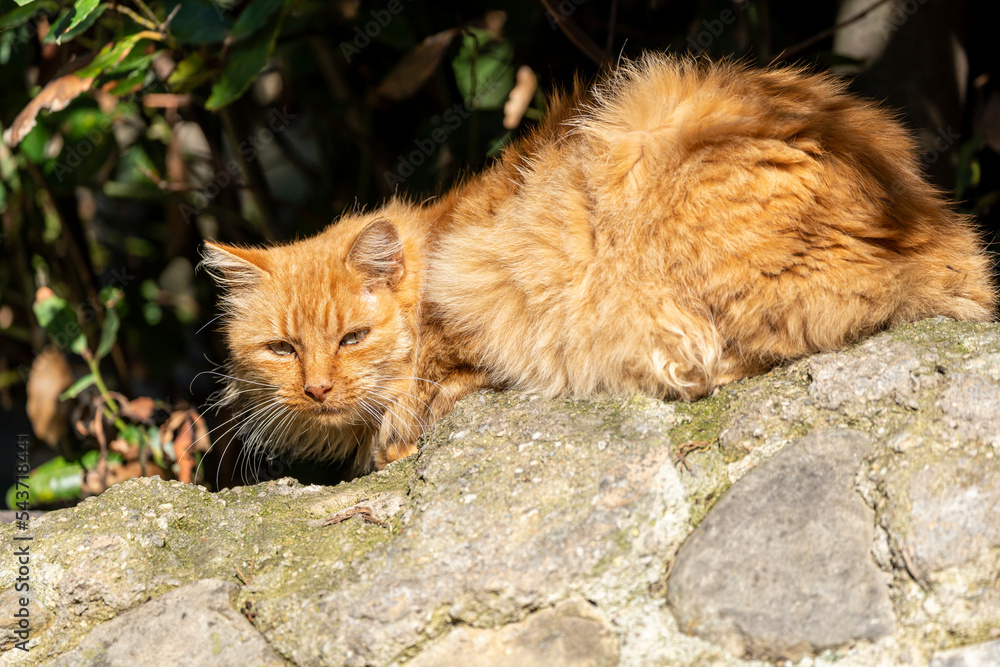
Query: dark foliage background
xmin=1 ymin=0 xmax=997 ymax=500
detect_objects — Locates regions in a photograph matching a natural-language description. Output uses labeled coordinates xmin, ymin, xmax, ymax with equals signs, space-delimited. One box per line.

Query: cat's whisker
xmin=201 ymin=386 xmax=274 ymax=415
xmin=201 ymin=397 xmax=281 ymax=461
xmin=190 ymin=395 xmax=282 ymax=486
xmin=360 ymin=397 xmax=408 ymax=444
xmin=364 ymin=391 xmax=427 ymax=436
xmin=253 ymin=399 xmax=292 ymax=442
xmin=195 ymin=314 xmax=223 ymax=336
xmin=367 ymin=376 xmax=446 ymax=410
xmin=198 ymin=370 xmax=280 ymax=389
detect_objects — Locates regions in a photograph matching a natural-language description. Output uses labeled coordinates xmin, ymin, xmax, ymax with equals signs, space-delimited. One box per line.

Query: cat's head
xmin=200 ymin=215 xmax=421 ymax=469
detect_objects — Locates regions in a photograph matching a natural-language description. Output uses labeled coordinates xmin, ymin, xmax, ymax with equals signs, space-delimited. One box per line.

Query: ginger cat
xmin=202 ymin=54 xmax=996 ymax=475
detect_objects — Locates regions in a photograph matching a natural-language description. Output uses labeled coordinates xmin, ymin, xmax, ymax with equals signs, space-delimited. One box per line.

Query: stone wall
xmin=2 ymin=319 xmax=999 ymax=666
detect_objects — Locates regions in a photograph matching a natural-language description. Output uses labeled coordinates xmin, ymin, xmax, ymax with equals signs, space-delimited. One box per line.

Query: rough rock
xmin=808 ymin=342 xmax=922 ymax=410
xmin=407 ymin=598 xmax=619 ymax=667
xmin=48 ymin=580 xmax=283 ymax=667
xmin=667 ymin=430 xmax=894 ymax=659
xmin=930 ymin=638 xmax=1000 ymax=667
xmin=1 ymin=319 xmax=999 ymax=666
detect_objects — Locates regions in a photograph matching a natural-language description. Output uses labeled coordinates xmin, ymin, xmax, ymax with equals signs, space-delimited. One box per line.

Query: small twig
xmin=673 ymin=439 xmax=713 ymax=473
xmin=160 ymin=3 xmax=181 ymax=30
xmin=772 ymin=0 xmax=894 ymax=63
xmin=322 ymin=507 xmax=387 ymax=528
xmin=114 ymin=5 xmax=159 ymax=31
xmin=235 ymin=557 xmax=255 ymax=586
xmin=132 ymin=0 xmax=159 ymax=24
xmin=898 ymin=543 xmax=927 ymax=590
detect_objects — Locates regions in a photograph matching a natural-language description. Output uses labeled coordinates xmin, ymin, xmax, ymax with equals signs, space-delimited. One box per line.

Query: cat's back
xmin=426 ymin=55 xmax=995 ymax=399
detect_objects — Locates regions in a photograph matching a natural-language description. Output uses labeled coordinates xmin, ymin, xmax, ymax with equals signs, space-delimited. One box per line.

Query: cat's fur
xmin=202 ymin=54 xmax=996 ymax=474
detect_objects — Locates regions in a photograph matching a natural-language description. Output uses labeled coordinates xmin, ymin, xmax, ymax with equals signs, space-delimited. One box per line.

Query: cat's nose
xmin=304 ymin=383 xmax=332 ymax=402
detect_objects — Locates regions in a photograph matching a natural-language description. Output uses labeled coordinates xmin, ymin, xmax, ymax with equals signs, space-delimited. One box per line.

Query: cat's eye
xmin=268 ymin=341 xmax=296 ymax=356
xmin=340 ymin=329 xmax=369 ymax=347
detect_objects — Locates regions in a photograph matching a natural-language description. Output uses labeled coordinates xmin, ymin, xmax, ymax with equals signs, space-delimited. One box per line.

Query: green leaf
xmin=17 ymin=122 xmax=50 ymax=165
xmin=47 ymin=0 xmax=107 ymax=45
xmin=12 ymin=0 xmax=43 ymax=7
xmin=165 ymin=0 xmax=233 ymax=45
xmin=167 ymin=52 xmax=216 ymax=94
xmin=95 ymin=298 xmax=120 ymax=360
xmin=451 ymin=28 xmax=514 ymax=111
xmin=106 ymin=66 xmax=149 ymax=96
xmin=80 ymin=449 xmax=123 ymax=470
xmin=32 ymin=291 xmax=88 ymax=356
xmin=231 ymin=0 xmax=284 ymax=41
xmin=117 ymin=422 xmax=145 ymax=447
xmin=59 ymin=373 xmax=96 ymax=400
xmin=1 ymin=1 xmax=57 ymax=30
xmin=75 ymin=31 xmax=158 ymax=80
xmin=146 ymin=425 xmax=164 ymax=466
xmin=205 ymin=15 xmax=282 ymax=110
xmin=6 ymin=457 xmax=83 ymax=509
xmin=105 ymin=47 xmax=156 ymax=76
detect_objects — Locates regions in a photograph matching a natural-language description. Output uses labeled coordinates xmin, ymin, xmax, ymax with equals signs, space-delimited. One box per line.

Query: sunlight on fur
xmin=200 ymin=54 xmax=997 ymax=477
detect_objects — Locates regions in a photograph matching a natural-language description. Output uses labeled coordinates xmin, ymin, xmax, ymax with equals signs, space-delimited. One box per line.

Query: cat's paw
xmin=375 ymin=441 xmax=419 ymax=469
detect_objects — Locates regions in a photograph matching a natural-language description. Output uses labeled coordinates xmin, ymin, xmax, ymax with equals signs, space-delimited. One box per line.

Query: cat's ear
xmin=199 ymin=242 xmax=270 ymax=289
xmin=347 ymin=219 xmax=404 ymax=289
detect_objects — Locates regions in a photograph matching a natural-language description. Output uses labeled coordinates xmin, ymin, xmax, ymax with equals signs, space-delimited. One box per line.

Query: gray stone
xmin=408 ymin=598 xmax=619 ymax=667
xmin=48 ymin=579 xmax=285 ymax=667
xmin=808 ymin=342 xmax=921 ymax=410
xmin=937 ymin=373 xmax=1000 ymax=446
xmin=930 ymin=638 xmax=1000 ymax=667
xmin=904 ymin=456 xmax=1000 ymax=573
xmin=880 ymin=445 xmax=1000 ymax=640
xmin=666 ymin=430 xmax=894 ymax=659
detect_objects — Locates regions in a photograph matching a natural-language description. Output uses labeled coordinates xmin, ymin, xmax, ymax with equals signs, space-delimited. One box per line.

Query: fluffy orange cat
xmin=202 ymin=54 xmax=996 ymax=474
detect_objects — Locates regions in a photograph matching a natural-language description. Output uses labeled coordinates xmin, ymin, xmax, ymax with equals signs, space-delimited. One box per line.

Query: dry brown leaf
xmin=109 ymin=437 xmax=139 ymax=460
xmin=81 ymin=469 xmax=106 ymax=496
xmin=503 ymin=65 xmax=538 ymax=130
xmin=172 ymin=412 xmax=195 ymax=482
xmin=26 ymin=347 xmax=74 ymax=447
xmin=120 ymin=395 xmax=156 ymax=423
xmin=108 ymin=461 xmax=166 ymax=485
xmin=142 ymin=93 xmax=192 ymax=109
xmin=82 ymin=460 xmax=166 ymax=495
xmin=375 ymin=28 xmax=460 ymax=101
xmin=161 ymin=408 xmax=209 ymax=455
xmin=4 ymin=73 xmax=94 ymax=146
